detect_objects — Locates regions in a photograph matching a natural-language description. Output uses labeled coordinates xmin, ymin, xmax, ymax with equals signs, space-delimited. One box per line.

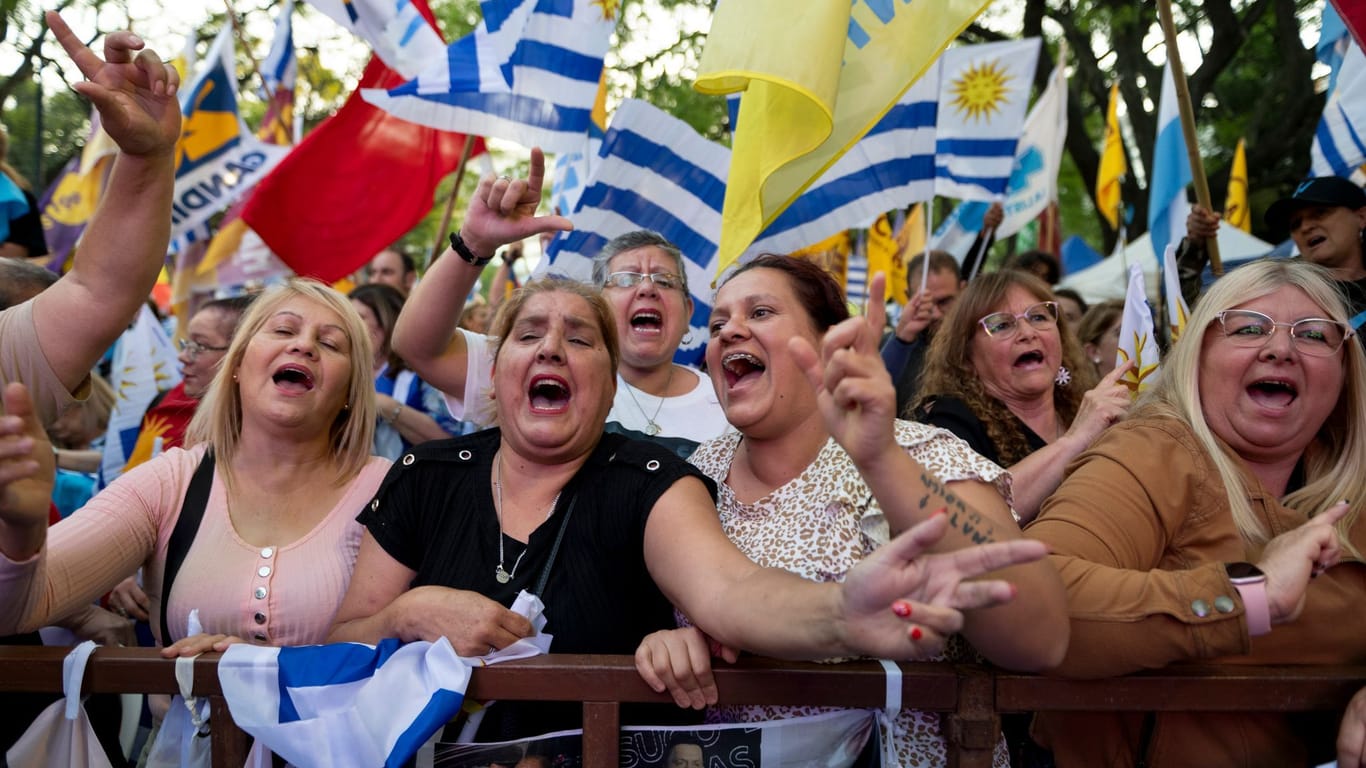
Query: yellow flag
xmin=866 ymin=212 xmax=907 ymax=305
xmin=789 ymin=230 xmax=852 ymax=289
xmin=1096 ymin=83 xmax=1126 ymax=230
xmin=1224 ymin=138 xmax=1250 ymax=232
xmin=698 ymin=0 xmax=990 ymax=278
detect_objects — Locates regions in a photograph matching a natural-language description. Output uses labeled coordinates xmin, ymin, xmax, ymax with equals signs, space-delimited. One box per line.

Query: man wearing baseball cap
xmin=1178 ymin=176 xmax=1366 ymax=330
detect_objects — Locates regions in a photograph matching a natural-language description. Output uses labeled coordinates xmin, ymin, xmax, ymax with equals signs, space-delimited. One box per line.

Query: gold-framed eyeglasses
xmin=177 ymin=338 xmax=229 ymax=358
xmin=1213 ymin=309 xmax=1354 ymax=357
xmin=603 ymin=271 xmax=685 ymax=291
xmin=978 ymin=301 xmax=1059 ymax=338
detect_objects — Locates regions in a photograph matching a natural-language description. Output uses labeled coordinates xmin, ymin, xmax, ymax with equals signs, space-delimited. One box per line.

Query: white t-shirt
xmin=443 ymin=328 xmax=731 ymax=458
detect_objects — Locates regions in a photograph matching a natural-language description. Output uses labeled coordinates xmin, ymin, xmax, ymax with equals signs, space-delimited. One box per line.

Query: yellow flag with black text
xmin=698 ymin=0 xmax=991 ymax=278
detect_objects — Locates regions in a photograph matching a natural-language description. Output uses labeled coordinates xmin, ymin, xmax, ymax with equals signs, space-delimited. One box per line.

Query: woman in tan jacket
xmin=1027 ymin=258 xmax=1366 ymax=767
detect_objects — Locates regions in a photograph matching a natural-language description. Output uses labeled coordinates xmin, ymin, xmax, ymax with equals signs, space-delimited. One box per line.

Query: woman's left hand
xmin=839 ymin=510 xmax=1047 ymax=659
xmin=791 ymin=272 xmax=900 ymax=468
xmin=160 ymin=633 xmax=247 ymax=657
xmin=634 ymin=626 xmax=739 ymax=710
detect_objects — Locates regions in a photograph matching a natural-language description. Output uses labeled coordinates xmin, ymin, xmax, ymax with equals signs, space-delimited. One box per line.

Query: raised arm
xmin=34 ymin=12 xmax=181 ymax=396
xmin=789 ymin=273 xmax=1069 ymax=670
xmin=392 ymin=148 xmax=571 ymax=397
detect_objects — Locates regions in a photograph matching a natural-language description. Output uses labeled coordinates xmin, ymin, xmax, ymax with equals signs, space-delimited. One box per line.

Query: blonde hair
xmin=185 ymin=279 xmax=375 ymax=484
xmin=1133 ymin=259 xmax=1366 ymax=553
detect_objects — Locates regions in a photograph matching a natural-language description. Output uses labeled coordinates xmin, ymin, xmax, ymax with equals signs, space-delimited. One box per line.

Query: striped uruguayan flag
xmin=1312 ymin=41 xmax=1366 ymax=178
xmin=303 ymin=0 xmax=446 ymax=79
xmin=743 ymin=61 xmax=941 ymax=258
xmin=542 ymin=99 xmax=728 ymax=364
xmin=934 ymin=38 xmax=1041 ymax=201
xmin=363 ymin=0 xmax=616 ymax=153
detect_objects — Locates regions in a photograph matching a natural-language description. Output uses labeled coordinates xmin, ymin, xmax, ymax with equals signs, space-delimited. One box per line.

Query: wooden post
xmin=429 ymin=134 xmax=479 ymax=268
xmin=1156 ymin=0 xmax=1222 ymax=275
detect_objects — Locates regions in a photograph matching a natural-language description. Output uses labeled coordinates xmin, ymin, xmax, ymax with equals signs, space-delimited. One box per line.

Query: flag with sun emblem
xmin=934 ymin=38 xmax=1041 ymax=201
xmin=169 ymin=28 xmax=290 ymax=242
xmin=698 ymin=0 xmax=993 ymax=279
xmin=98 ymin=305 xmax=183 ymax=487
xmin=1117 ymin=262 xmax=1161 ymax=395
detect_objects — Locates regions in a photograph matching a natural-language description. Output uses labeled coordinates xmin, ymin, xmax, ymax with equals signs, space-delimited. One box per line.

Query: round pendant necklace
xmin=492 ymin=452 xmax=560 ymax=584
xmin=624 ymin=365 xmax=675 ymax=437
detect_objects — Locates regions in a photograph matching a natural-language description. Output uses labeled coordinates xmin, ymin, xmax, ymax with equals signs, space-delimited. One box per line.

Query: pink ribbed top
xmin=0 ymin=444 xmax=390 ymax=646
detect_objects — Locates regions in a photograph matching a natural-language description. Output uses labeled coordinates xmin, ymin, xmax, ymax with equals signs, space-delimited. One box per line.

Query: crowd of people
xmin=3 ymin=11 xmax=1366 ymax=768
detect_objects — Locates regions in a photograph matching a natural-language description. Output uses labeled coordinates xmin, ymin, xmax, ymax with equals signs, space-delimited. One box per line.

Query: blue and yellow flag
xmin=697 ymin=0 xmax=991 ymax=277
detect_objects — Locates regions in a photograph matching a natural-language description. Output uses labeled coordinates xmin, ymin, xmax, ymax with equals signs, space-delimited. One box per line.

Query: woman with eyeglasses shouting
xmin=392 ymin=149 xmax=729 ymax=460
xmin=914 ymin=269 xmax=1133 ymax=523
xmin=1026 ymin=258 xmax=1366 ymax=768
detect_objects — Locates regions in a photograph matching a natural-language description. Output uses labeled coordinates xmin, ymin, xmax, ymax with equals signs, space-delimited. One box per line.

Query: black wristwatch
xmin=449 ymin=230 xmax=494 ymax=268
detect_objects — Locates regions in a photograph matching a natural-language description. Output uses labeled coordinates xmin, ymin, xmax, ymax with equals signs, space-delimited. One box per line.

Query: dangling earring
xmin=1055 ymin=365 xmax=1071 ymax=387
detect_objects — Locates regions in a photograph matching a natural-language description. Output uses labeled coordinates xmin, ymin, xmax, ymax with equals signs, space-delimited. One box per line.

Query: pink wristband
xmin=1232 ymin=580 xmax=1271 ymax=636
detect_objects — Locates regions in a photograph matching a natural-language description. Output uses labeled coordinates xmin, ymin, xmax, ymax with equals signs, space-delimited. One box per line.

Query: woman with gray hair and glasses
xmin=392 ymin=150 xmax=729 ymax=459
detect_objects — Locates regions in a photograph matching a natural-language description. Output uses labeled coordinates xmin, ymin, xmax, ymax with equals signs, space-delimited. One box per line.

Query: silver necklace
xmin=492 ymin=452 xmax=560 ymax=584
xmin=623 ymin=365 xmax=675 ymax=436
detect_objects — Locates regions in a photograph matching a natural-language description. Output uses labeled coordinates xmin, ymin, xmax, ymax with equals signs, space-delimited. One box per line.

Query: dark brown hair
xmin=722 ymin=254 xmax=851 ymax=333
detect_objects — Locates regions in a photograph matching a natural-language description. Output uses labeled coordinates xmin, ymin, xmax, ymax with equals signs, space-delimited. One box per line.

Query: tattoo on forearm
xmin=918 ymin=472 xmax=996 ymax=544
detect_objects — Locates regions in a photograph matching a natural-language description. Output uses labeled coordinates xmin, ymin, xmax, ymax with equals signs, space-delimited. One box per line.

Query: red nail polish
xmin=892 ymin=600 xmax=912 ymax=618
xmin=911 ymin=627 xmax=923 ymax=641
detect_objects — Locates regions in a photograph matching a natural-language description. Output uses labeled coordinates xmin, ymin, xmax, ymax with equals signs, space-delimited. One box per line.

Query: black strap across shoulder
xmin=160 ymin=450 xmax=215 ymax=646
xmin=531 ymin=494 xmax=577 ymax=598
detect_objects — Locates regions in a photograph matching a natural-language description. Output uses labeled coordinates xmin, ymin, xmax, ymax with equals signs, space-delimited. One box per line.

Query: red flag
xmin=242 ymin=58 xmax=483 ymax=282
xmin=1331 ymin=0 xmax=1366 ymax=51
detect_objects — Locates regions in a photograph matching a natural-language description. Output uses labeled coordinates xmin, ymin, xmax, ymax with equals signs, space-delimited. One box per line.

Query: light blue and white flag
xmin=169 ymin=28 xmax=290 ymax=242
xmin=743 ymin=61 xmax=941 ymax=258
xmin=1147 ymin=61 xmax=1193 ymax=271
xmin=1311 ymin=41 xmax=1366 ymax=179
xmin=363 ymin=0 xmax=616 ymax=153
xmin=934 ymin=38 xmax=1041 ymax=201
xmin=98 ymin=305 xmax=181 ymax=487
xmin=542 ymin=99 xmax=729 ymax=364
xmin=1319 ymin=3 xmax=1352 ymax=91
xmin=302 ymin=0 xmax=445 ymax=79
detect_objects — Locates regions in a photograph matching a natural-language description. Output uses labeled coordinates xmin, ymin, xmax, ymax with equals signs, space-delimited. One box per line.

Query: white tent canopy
xmin=1059 ymin=225 xmax=1274 ymax=304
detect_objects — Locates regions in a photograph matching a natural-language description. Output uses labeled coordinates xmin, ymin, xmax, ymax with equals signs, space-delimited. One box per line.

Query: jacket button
xmin=1213 ymin=596 xmax=1236 ymax=614
xmin=254 ymin=612 xmax=267 ymax=625
xmin=257 ymin=566 xmax=272 ymax=578
xmin=254 ymin=587 xmax=268 ymax=599
xmin=260 ymin=547 xmax=274 ymax=559
xmin=1191 ymin=599 xmax=1210 ymax=618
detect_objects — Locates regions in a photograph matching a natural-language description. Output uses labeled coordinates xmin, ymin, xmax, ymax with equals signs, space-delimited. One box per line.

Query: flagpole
xmin=222 ymin=0 xmax=263 ymax=85
xmin=429 ymin=135 xmax=479 ymax=268
xmin=1156 ymin=0 xmax=1222 ymax=276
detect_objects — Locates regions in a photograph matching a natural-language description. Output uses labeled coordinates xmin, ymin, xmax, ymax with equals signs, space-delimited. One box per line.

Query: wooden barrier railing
xmin=2 ymin=646 xmax=1364 ymax=768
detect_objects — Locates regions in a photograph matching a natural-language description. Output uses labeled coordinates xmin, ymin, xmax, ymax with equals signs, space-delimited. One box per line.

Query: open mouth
xmin=528 ymin=375 xmax=571 ymax=411
xmin=1247 ymin=378 xmax=1297 ymax=408
xmin=1014 ymin=350 xmax=1046 ymax=368
xmin=630 ymin=308 xmax=664 ymax=335
xmin=272 ymin=364 xmax=315 ymax=392
xmin=721 ymin=352 xmax=766 ymax=387
xmin=1306 ymin=234 xmax=1328 ymax=249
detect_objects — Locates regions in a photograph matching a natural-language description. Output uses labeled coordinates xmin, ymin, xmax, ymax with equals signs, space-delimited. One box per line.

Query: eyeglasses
xmin=603 ymin=271 xmax=685 ymax=291
xmin=177 ymin=338 xmax=229 ymax=358
xmin=978 ymin=301 xmax=1059 ymax=338
xmin=1213 ymin=309 xmax=1354 ymax=356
